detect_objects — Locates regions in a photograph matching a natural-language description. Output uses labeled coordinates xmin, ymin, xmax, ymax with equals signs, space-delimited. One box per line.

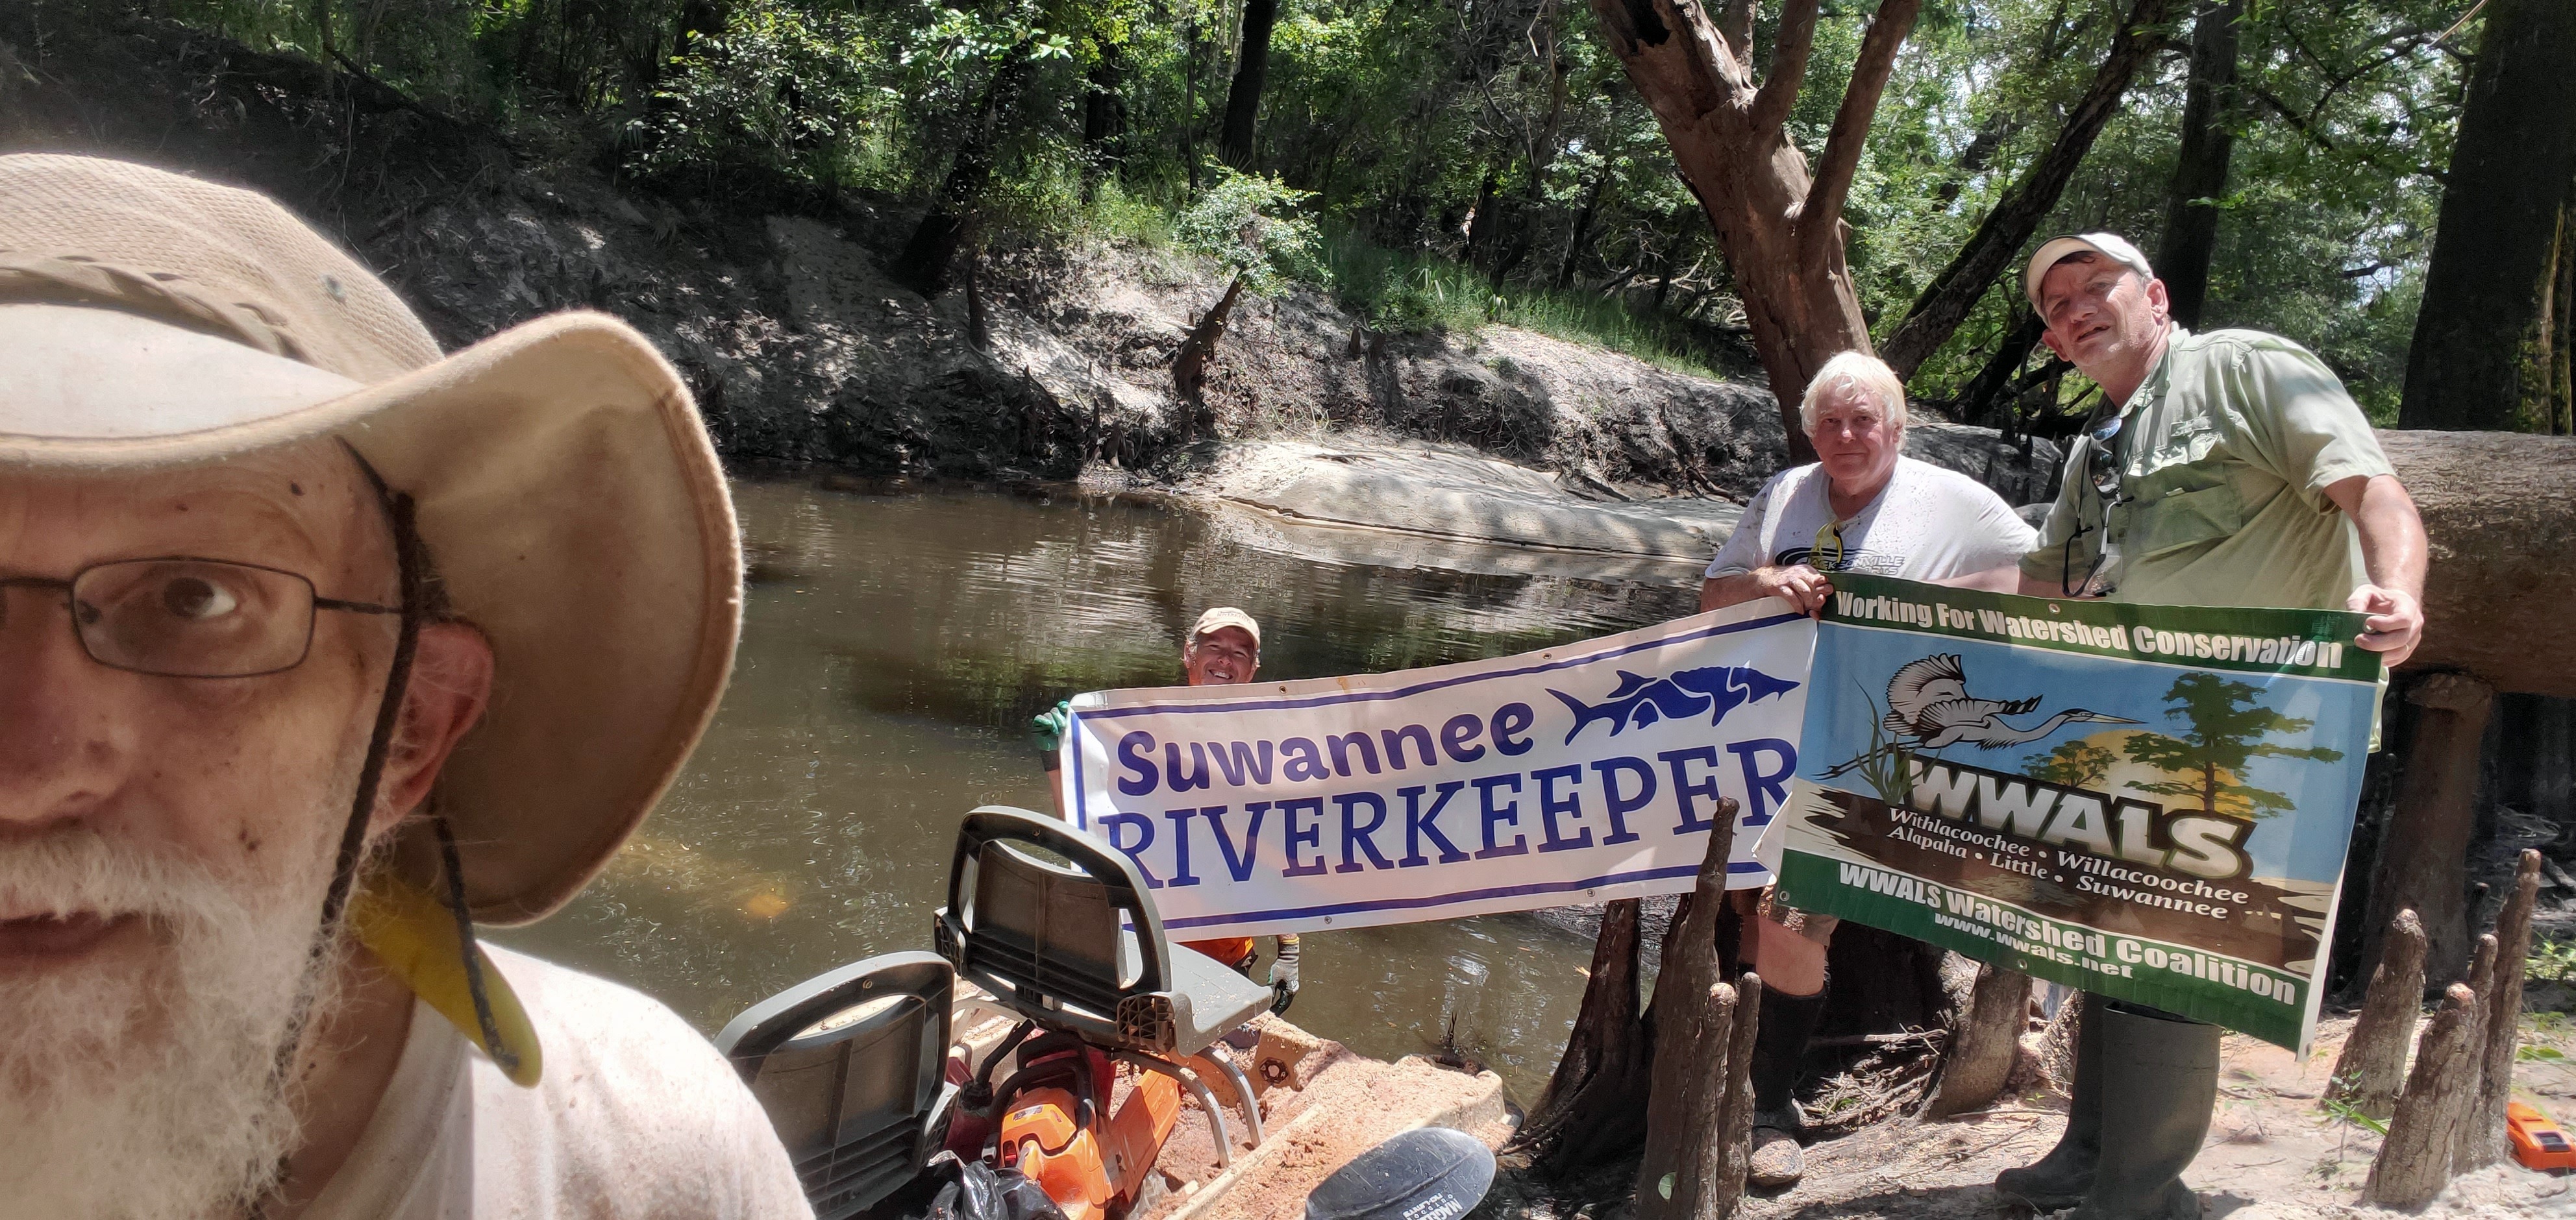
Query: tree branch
xmin=1750 ymin=0 xmax=1820 ymax=134
xmin=1800 ymin=0 xmax=1920 ymax=253
xmin=1719 ymin=0 xmax=1755 ymax=66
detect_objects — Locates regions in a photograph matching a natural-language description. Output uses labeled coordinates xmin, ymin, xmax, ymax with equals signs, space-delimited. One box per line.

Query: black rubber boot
xmin=2069 ymin=1003 xmax=2219 ymax=1220
xmin=1747 ymin=984 xmax=1827 ymax=1190
xmin=1995 ymin=993 xmax=2104 ymax=1210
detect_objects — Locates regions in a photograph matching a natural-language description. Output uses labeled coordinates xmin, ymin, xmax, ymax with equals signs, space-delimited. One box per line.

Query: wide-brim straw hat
xmin=0 ymin=153 xmax=740 ymax=925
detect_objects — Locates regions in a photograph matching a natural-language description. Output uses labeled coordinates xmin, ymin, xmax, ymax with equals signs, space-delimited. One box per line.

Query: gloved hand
xmin=1028 ymin=699 xmax=1072 ymax=755
xmin=1268 ymin=933 xmax=1301 ymax=1015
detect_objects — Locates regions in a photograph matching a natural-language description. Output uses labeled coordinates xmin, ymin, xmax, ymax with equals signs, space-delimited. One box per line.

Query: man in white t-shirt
xmin=0 ymin=155 xmax=808 ymax=1219
xmin=1698 ymin=350 xmax=2036 ymax=1189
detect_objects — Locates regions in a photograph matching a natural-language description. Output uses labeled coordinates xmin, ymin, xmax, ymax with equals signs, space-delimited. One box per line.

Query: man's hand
xmin=1752 ymin=565 xmax=1832 ymax=616
xmin=2325 ymin=474 xmax=2429 ymax=671
xmin=2347 ymin=584 xmax=2424 ymax=670
xmin=1268 ymin=933 xmax=1301 ymax=1016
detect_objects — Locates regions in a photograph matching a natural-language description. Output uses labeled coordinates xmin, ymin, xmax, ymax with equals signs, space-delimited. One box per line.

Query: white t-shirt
xmin=304 ymin=944 xmax=813 ymax=1220
xmin=1704 ymin=456 xmax=2035 ymax=583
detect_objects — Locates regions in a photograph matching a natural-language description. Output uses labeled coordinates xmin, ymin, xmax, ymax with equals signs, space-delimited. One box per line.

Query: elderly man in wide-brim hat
xmin=0 ymin=155 xmax=808 ymax=1218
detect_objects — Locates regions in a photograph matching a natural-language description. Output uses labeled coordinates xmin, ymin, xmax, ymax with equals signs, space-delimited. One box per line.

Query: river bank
xmin=3 ymin=8 xmax=2059 ymax=539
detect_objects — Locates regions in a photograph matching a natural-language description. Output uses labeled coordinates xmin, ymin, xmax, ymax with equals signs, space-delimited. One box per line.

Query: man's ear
xmin=371 ymin=622 xmax=495 ymax=836
xmin=2038 ymin=324 xmax=2072 ymax=362
xmin=2144 ymin=276 xmax=2172 ymax=325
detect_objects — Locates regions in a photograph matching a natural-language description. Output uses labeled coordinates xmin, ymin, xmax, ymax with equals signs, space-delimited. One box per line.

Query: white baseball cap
xmin=1189 ymin=606 xmax=1262 ymax=650
xmin=2024 ymin=232 xmax=2156 ymax=310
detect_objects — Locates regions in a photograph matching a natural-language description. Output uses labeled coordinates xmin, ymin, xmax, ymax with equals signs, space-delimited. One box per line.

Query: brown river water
xmin=491 ymin=476 xmax=1703 ymax=1102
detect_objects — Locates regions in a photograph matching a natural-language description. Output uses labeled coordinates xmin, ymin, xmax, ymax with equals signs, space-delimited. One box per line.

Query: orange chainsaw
xmin=945 ymin=1024 xmax=1183 ymax=1220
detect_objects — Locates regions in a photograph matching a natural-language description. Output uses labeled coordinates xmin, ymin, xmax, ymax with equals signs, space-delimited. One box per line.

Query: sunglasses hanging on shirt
xmin=2062 ymin=413 xmax=2129 ymax=597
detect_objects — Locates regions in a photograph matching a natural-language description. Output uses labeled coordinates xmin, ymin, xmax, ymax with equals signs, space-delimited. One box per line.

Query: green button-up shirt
xmin=2022 ymin=327 xmax=2394 ymax=615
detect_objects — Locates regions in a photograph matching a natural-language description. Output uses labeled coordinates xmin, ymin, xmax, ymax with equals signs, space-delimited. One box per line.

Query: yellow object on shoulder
xmin=351 ymin=873 xmax=545 ymax=1087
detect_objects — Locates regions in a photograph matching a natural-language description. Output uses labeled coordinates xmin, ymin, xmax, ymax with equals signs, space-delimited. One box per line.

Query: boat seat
xmin=934 ymin=806 xmax=1272 ymax=1059
xmin=715 ymin=951 xmax=956 ymax=1220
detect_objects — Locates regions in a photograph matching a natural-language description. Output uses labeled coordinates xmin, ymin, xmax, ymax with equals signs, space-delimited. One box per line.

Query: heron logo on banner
xmin=1547 ymin=665 xmax=1801 ymax=744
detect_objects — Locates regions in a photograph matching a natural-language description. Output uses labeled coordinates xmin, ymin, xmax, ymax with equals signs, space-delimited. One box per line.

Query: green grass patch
xmin=1319 ymin=230 xmax=1732 ymax=380
xmin=1069 ymin=198 xmax=1735 ymax=382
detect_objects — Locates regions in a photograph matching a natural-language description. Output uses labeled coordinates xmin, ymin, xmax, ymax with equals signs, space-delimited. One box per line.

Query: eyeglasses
xmin=1810 ymin=519 xmax=1848 ymax=571
xmin=0 ymin=557 xmax=399 ymax=679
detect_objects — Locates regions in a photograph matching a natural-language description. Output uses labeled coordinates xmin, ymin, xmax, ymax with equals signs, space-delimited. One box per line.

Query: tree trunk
xmin=1216 ymin=0 xmax=1278 ymax=168
xmin=2360 ymin=674 xmax=2494 ymax=984
xmin=2327 ymin=907 xmax=2424 ymax=1121
xmin=1556 ymin=165 xmax=1611 ymax=289
xmin=1081 ymin=43 xmax=1128 ymax=195
xmin=1634 ymin=802 xmax=1741 ymax=1202
xmin=2376 ymin=430 xmax=2576 ymax=696
xmin=1954 ymin=310 xmax=2050 ymax=428
xmin=2364 ymin=983 xmax=2481 ymax=1208
xmin=2461 ymin=851 xmax=2544 ymax=1169
xmin=891 ymin=41 xmax=1039 ymax=299
xmin=2552 ymin=184 xmax=2575 ymax=434
xmin=2155 ymin=0 xmax=2241 ymax=330
xmin=1635 ymin=982 xmax=1737 ymax=1219
xmin=1513 ymin=898 xmax=1655 ymax=1173
xmin=1708 ymin=972 xmax=1761 ymax=1216
xmin=1924 ymin=963 xmax=2027 ymax=1119
xmin=1172 ymin=274 xmax=1247 ymax=419
xmin=1877 ymin=0 xmax=2185 ymax=380
xmin=2396 ymin=0 xmax=2576 ymax=431
xmin=1590 ymin=0 xmax=1925 ymax=465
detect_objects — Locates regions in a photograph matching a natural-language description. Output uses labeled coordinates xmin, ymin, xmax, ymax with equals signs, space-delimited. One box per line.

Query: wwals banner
xmin=1062 ymin=602 xmax=1816 ymax=939
xmin=1774 ymin=573 xmax=2379 ymax=1053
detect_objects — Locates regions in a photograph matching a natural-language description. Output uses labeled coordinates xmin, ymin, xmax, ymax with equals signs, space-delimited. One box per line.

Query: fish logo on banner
xmin=1548 ymin=665 xmax=1802 ymax=742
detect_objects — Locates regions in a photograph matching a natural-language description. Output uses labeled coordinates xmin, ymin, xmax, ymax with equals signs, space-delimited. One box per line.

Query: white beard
xmin=0 ymin=816 xmax=349 ymax=1220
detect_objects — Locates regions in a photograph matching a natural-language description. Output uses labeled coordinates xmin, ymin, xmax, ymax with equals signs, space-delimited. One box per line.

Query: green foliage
xmin=151 ymin=0 xmax=2486 ymax=411
xmin=625 ymin=1 xmax=884 ymax=188
xmin=2320 ymin=1080 xmax=2391 ymax=1134
xmin=1174 ymin=169 xmax=1325 ymax=294
xmin=2120 ymin=674 xmax=2344 ymax=818
xmin=2533 ymin=934 xmax=2576 ymax=983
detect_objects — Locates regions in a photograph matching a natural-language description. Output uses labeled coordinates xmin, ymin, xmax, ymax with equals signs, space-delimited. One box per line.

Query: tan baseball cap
xmin=1189 ymin=607 xmax=1261 ymax=650
xmin=0 ymin=154 xmax=741 ymax=925
xmin=2024 ymin=232 xmax=2156 ymax=310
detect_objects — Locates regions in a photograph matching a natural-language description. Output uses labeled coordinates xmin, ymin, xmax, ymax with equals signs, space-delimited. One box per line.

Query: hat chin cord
xmin=254 ymin=446 xmax=507 ymax=1205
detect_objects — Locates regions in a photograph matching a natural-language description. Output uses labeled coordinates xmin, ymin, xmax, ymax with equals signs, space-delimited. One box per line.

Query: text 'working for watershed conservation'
xmin=1773 ymin=573 xmax=2381 ymax=1053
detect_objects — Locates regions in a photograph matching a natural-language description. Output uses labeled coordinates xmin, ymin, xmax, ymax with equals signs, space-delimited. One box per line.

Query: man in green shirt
xmin=1970 ymin=233 xmax=2427 ymax=1219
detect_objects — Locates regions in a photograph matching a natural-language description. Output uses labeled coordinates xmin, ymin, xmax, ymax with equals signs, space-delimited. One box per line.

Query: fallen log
xmin=2379 ymin=430 xmax=2576 ymax=698
xmin=1924 ymin=962 xmax=2028 ymax=1119
xmin=2328 ymin=908 xmax=2426 ymax=1121
xmin=2364 ymin=983 xmax=2482 ymax=1208
xmin=2461 ymin=851 xmax=2545 ymax=1170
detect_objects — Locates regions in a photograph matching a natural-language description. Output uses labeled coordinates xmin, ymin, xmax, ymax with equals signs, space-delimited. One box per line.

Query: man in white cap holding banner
xmin=1032 ymin=606 xmax=1301 ymax=1012
xmin=0 ymin=155 xmax=808 ymax=1217
xmin=1962 ymin=232 xmax=2427 ymax=1218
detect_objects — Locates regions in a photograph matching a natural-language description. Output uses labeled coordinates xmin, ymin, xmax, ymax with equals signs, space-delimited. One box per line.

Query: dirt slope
xmin=0 ymin=8 xmax=2060 ymax=510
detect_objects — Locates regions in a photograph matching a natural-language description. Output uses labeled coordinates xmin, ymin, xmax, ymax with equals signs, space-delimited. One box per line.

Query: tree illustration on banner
xmin=2121 ymin=674 xmax=2344 ymax=818
xmin=2024 ymin=738 xmax=2116 ymax=789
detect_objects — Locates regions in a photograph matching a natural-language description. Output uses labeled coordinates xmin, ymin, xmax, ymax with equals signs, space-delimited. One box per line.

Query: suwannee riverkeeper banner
xmin=1772 ymin=574 xmax=2381 ymax=1053
xmin=1060 ymin=600 xmax=1816 ymax=939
